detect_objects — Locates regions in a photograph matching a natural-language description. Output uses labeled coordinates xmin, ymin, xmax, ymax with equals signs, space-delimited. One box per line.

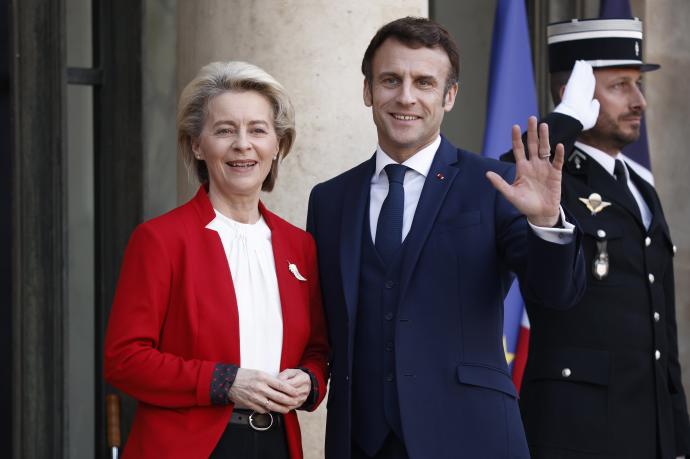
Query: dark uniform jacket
xmin=504 ymin=114 xmax=690 ymax=459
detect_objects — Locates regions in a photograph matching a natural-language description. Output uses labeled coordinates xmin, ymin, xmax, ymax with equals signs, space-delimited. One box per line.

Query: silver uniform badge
xmin=567 ymin=150 xmax=587 ymax=170
xmin=593 ymin=241 xmax=610 ymax=280
xmin=579 ymin=193 xmax=612 ymax=216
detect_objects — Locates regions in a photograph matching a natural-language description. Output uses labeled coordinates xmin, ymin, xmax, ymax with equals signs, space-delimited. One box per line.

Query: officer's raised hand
xmin=554 ymin=59 xmax=600 ymax=130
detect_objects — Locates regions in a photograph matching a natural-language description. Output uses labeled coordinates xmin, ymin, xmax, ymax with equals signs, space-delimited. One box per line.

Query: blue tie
xmin=375 ymin=164 xmax=408 ymax=264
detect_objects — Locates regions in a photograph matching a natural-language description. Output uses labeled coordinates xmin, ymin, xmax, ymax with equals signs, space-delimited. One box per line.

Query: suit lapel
xmin=340 ymin=157 xmax=376 ymax=321
xmin=193 ymin=186 xmax=241 ymax=363
xmin=398 ymin=137 xmax=460 ymax=303
xmin=260 ymin=204 xmax=297 ymax=370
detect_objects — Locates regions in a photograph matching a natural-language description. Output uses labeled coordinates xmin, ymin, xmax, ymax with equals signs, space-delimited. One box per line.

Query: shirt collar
xmin=574 ymin=141 xmax=625 ymax=178
xmin=372 ymin=136 xmax=442 ymax=183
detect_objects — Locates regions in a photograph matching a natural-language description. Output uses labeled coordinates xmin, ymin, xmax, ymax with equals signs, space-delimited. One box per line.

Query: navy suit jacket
xmin=307 ymin=137 xmax=586 ymax=459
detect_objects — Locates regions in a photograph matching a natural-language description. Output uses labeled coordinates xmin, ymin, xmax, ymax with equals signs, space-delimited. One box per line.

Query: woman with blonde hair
xmin=105 ymin=61 xmax=329 ymax=458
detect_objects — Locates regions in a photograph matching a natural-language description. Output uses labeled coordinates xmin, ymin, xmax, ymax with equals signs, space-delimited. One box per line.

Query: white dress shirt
xmin=369 ymin=137 xmax=440 ymax=241
xmin=575 ymin=141 xmax=653 ymax=230
xmin=206 ymin=211 xmax=283 ymax=376
xmin=369 ymin=136 xmax=574 ymax=244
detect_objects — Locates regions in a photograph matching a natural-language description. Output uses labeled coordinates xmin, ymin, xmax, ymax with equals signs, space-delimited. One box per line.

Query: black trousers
xmin=210 ymin=413 xmax=289 ymax=459
xmin=352 ymin=433 xmax=409 ymax=459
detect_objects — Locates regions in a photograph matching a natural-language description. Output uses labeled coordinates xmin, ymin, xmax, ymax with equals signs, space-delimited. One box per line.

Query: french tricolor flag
xmin=482 ymin=0 xmax=536 ymax=393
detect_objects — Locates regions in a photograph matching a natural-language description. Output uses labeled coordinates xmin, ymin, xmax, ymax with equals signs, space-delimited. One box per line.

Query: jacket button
xmin=561 ymin=368 xmax=572 ymax=378
xmin=345 ymin=375 xmax=350 ymax=381
xmin=653 ymin=312 xmax=660 ymax=322
xmin=385 ymin=341 xmax=393 ymax=352
xmin=655 ymin=350 xmax=661 ymax=360
xmin=386 ymin=374 xmax=394 ymax=382
xmin=384 ymin=312 xmax=394 ymax=321
xmin=673 ymin=245 xmax=678 ymax=254
xmin=384 ymin=280 xmax=395 ymax=289
xmin=596 ymin=229 xmax=606 ymax=238
xmin=645 ymin=237 xmax=651 ymax=247
xmin=648 ymin=273 xmax=655 ymax=284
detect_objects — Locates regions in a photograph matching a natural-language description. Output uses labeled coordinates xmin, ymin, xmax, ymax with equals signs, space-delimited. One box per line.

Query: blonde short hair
xmin=177 ymin=61 xmax=296 ymax=191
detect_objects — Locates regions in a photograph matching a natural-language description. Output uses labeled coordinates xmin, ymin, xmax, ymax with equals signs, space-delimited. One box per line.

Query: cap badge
xmin=579 ymin=192 xmax=611 ymax=215
xmin=287 ymin=261 xmax=307 ymax=281
xmin=635 ymin=41 xmax=640 ymax=56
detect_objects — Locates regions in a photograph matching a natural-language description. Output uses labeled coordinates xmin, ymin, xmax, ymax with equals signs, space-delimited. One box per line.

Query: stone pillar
xmin=176 ymin=2 xmax=427 ymax=456
xmin=177 ymin=0 xmax=427 ymax=226
xmin=644 ymin=0 xmax=690 ymax=394
xmin=143 ymin=0 xmax=178 ymax=220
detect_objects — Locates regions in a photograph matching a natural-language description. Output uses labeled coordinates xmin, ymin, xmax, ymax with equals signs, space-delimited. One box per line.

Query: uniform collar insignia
xmin=567 ymin=149 xmax=588 ymax=173
xmin=579 ymin=192 xmax=612 ymax=215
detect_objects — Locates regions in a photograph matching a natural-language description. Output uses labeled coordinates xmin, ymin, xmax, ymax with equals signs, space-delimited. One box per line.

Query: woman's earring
xmin=273 ymin=155 xmax=278 ymax=161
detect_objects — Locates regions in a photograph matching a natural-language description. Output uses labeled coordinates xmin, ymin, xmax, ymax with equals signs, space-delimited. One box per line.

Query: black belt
xmin=230 ymin=409 xmax=282 ymax=431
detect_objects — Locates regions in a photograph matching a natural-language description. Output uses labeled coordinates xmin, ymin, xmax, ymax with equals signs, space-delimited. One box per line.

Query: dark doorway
xmin=10 ymin=0 xmax=143 ymax=457
xmin=1 ymin=0 xmax=12 ymax=453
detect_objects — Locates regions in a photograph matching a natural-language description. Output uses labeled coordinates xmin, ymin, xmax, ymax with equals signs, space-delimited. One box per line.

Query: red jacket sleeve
xmin=104 ymin=224 xmax=218 ymax=408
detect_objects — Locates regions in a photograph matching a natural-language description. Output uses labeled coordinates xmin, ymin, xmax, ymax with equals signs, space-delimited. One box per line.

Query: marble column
xmin=644 ymin=0 xmax=690 ymax=397
xmin=176 ymin=2 xmax=427 ymax=456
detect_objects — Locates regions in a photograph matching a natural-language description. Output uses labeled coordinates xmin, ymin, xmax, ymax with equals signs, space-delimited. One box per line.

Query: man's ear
xmin=443 ymin=82 xmax=459 ymax=112
xmin=558 ymin=84 xmax=566 ymax=103
xmin=363 ymin=78 xmax=373 ymax=107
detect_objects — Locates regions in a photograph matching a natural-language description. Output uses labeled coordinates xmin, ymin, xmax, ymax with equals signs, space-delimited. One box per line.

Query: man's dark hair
xmin=550 ymin=70 xmax=571 ymax=105
xmin=361 ymin=16 xmax=460 ymax=95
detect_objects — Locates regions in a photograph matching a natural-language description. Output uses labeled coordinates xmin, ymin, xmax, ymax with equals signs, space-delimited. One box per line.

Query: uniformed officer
xmin=515 ymin=18 xmax=690 ymax=459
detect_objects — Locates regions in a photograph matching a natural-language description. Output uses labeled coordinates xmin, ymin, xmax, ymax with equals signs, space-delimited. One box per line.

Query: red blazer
xmin=104 ymin=186 xmax=329 ymax=459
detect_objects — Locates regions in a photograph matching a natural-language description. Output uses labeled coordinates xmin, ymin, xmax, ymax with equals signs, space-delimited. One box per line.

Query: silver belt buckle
xmin=248 ymin=411 xmax=274 ymax=431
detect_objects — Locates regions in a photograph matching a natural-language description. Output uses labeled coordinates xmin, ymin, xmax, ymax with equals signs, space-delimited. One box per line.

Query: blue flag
xmin=482 ymin=0 xmax=538 ymax=389
xmin=482 ymin=0 xmax=539 ymax=158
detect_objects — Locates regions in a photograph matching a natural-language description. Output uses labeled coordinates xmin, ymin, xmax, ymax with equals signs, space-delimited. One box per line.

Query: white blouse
xmin=206 ymin=210 xmax=283 ymax=376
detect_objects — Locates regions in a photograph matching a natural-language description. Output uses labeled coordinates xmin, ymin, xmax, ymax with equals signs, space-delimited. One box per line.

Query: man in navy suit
xmin=307 ymin=17 xmax=586 ymax=459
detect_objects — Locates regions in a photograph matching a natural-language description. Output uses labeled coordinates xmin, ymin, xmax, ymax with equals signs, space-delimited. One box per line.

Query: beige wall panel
xmin=177 ymin=2 xmax=427 ymax=457
xmin=644 ymin=0 xmax=690 ymax=394
xmin=177 ymin=1 xmax=427 ymax=228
